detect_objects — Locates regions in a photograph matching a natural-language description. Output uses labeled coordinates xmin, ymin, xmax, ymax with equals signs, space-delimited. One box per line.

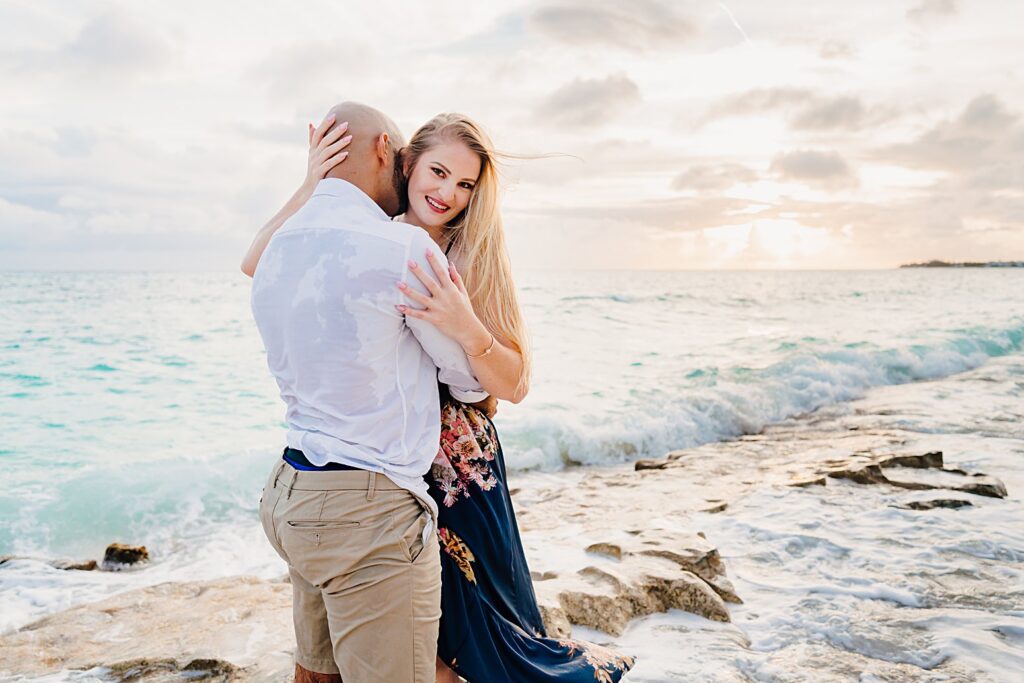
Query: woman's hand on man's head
xmin=305 ymin=113 xmax=353 ymax=191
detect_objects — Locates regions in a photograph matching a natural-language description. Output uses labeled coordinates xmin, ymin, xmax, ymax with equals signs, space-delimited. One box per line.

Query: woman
xmin=243 ymin=113 xmax=634 ymax=683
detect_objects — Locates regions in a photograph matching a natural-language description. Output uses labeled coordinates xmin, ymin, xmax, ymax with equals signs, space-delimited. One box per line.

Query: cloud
xmin=672 ymin=163 xmax=758 ymax=192
xmin=536 ymin=74 xmax=641 ymax=127
xmin=250 ymin=41 xmax=376 ymax=103
xmin=526 ymin=0 xmax=698 ymax=52
xmin=0 ymin=197 xmax=78 ymax=248
xmin=703 ymin=87 xmax=812 ymax=121
xmin=515 ymin=194 xmax=754 ymax=233
xmin=906 ymin=0 xmax=958 ymax=25
xmin=770 ymin=149 xmax=856 ymax=187
xmin=700 ymin=88 xmax=895 ymax=132
xmin=3 ymin=9 xmax=173 ymax=79
xmin=62 ymin=10 xmax=172 ymax=72
xmin=878 ymin=94 xmax=1021 ymax=177
xmin=818 ymin=40 xmax=855 ymax=60
xmin=789 ymin=96 xmax=866 ymax=131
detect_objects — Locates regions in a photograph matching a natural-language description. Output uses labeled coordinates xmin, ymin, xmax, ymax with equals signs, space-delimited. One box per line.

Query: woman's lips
xmin=425 ymin=196 xmax=449 ymax=214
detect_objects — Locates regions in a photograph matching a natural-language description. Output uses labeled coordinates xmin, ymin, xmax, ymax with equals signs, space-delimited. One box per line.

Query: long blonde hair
xmin=404 ymin=113 xmax=531 ymax=395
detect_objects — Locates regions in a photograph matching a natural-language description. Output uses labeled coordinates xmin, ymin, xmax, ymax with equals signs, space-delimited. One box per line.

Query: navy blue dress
xmin=426 ymin=387 xmax=634 ymax=682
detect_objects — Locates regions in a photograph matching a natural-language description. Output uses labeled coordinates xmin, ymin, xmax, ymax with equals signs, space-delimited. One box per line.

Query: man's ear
xmin=375 ymin=133 xmax=390 ymax=166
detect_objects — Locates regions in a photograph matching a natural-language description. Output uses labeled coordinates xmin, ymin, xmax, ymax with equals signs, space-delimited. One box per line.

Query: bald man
xmin=250 ymin=102 xmax=488 ymax=682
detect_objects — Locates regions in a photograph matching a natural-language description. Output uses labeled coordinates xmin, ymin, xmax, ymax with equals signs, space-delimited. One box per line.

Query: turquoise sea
xmin=1 ymin=269 xmax=1022 ymax=641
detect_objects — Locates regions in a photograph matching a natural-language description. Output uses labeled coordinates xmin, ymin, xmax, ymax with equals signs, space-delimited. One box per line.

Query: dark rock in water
xmin=898 ymin=499 xmax=974 ymax=510
xmin=879 ymin=451 xmax=943 ymax=469
xmin=634 ymin=459 xmax=670 ymax=471
xmin=789 ymin=476 xmax=827 ymax=488
xmin=103 ymin=543 xmax=149 ymax=569
xmin=702 ymin=502 xmax=729 ymax=513
xmin=825 ymin=454 xmax=1009 ymax=499
xmin=0 ymin=555 xmax=11 ymax=567
xmin=53 ymin=559 xmax=98 ymax=571
xmin=105 ymin=657 xmax=236 ymax=681
xmin=827 ymin=464 xmax=891 ymax=486
xmin=956 ymin=478 xmax=1008 ymax=499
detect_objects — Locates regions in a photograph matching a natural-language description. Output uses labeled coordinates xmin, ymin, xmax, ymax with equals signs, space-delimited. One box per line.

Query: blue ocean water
xmin=0 ymin=269 xmax=1021 ymax=619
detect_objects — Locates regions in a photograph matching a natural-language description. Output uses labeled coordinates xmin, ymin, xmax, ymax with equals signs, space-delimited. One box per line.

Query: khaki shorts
xmin=260 ymin=460 xmax=441 ymax=682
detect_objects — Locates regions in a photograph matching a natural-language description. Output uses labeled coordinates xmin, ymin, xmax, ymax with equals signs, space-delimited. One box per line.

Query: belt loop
xmin=366 ymin=471 xmax=377 ymax=501
xmin=272 ymin=461 xmax=287 ymax=489
xmin=286 ymin=470 xmax=299 ymax=500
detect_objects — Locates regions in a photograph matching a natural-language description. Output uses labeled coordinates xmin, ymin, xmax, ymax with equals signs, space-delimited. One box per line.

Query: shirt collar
xmin=311 ymin=178 xmax=390 ymax=221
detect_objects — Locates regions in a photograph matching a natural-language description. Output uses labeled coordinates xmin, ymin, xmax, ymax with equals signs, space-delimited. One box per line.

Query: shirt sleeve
xmin=402 ymin=230 xmax=488 ymax=403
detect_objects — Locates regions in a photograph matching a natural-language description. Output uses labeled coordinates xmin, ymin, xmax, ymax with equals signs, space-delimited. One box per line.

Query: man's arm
xmin=402 ymin=232 xmax=488 ymax=403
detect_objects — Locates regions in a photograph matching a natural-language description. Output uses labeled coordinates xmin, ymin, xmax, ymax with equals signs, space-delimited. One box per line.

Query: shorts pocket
xmin=287 ymin=520 xmax=360 ymax=530
xmin=398 ymin=510 xmax=430 ymax=563
xmin=283 ymin=519 xmax=360 ymax=550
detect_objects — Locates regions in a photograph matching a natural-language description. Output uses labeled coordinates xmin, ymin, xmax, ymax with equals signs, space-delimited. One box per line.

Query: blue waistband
xmin=282 ymin=447 xmax=361 ymax=472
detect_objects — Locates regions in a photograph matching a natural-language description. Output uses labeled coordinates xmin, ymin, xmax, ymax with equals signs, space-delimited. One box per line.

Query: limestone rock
xmin=103 ymin=657 xmax=237 ymax=682
xmin=824 ymin=452 xmax=1007 ymax=499
xmin=535 ymin=527 xmax=739 ymax=637
xmin=536 ymin=555 xmax=729 ymax=637
xmin=585 ymin=542 xmax=623 ymax=560
xmin=789 ymin=476 xmax=827 ymax=487
xmin=878 ymin=451 xmax=943 ymax=469
xmin=53 ymin=559 xmax=99 ymax=571
xmin=0 ymin=576 xmax=293 ymax=681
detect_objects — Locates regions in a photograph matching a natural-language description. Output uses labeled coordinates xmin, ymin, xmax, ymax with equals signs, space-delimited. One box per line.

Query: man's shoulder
xmin=282 ymin=195 xmax=430 ymax=249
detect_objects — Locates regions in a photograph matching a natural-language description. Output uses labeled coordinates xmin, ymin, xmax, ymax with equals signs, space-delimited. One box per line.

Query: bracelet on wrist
xmin=467 ymin=333 xmax=495 ymax=358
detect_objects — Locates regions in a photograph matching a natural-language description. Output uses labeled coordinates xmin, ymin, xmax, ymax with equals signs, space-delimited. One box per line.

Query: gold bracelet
xmin=467 ymin=333 xmax=495 ymax=358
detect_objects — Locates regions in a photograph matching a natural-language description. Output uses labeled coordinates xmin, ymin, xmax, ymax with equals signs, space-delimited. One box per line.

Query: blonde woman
xmin=243 ymin=113 xmax=633 ymax=683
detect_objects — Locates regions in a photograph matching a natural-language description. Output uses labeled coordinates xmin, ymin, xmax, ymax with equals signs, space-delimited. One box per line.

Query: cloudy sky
xmin=1 ymin=0 xmax=1022 ymax=270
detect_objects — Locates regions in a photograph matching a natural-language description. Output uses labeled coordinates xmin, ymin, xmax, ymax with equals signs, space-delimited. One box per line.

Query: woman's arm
xmin=397 ymin=250 xmax=529 ymax=403
xmin=240 ymin=114 xmax=352 ymax=277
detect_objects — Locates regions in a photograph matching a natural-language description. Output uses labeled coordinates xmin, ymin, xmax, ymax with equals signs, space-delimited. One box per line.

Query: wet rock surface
xmin=822 ymin=450 xmax=1008 ymax=499
xmin=898 ymin=498 xmax=974 ymax=510
xmin=0 ymin=577 xmax=293 ymax=681
xmin=534 ymin=528 xmax=739 ymax=637
xmin=103 ymin=543 xmax=150 ymax=569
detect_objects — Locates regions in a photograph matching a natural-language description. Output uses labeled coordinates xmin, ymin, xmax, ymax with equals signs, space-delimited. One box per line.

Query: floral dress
xmin=427 ymin=385 xmax=635 ymax=682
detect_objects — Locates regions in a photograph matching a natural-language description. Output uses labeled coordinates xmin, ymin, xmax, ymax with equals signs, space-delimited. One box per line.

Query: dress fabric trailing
xmin=426 ymin=385 xmax=635 ymax=683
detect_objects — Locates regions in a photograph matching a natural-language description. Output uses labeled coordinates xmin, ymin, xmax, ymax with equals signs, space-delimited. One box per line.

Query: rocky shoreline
xmin=0 ymin=361 xmax=1017 ymax=681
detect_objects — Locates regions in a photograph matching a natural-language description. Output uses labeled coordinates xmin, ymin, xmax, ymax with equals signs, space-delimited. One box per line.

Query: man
xmin=251 ymin=101 xmax=487 ymax=682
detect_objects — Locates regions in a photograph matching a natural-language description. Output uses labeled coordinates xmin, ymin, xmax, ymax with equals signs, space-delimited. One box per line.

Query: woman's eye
xmin=459 ymin=183 xmax=475 ymax=190
xmin=432 ymin=167 xmax=444 ymax=177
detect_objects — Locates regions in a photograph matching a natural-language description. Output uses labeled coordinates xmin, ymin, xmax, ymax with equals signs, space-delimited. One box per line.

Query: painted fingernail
xmin=339 ymin=151 xmax=349 ymax=159
xmin=341 ymin=135 xmax=352 ymax=143
xmin=395 ymin=304 xmax=407 ymax=312
xmin=339 ymin=121 xmax=349 ymax=129
xmin=408 ymin=260 xmax=418 ymax=269
xmin=396 ymin=281 xmax=407 ymax=289
xmin=326 ymin=113 xmax=336 ymax=122
xmin=425 ymin=250 xmax=434 ymax=258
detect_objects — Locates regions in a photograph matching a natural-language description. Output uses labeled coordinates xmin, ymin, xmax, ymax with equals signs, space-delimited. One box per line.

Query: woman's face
xmin=404 ymin=140 xmax=482 ymax=229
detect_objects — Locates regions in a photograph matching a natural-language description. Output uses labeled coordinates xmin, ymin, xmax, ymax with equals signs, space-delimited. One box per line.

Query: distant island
xmin=900 ymin=260 xmax=1024 ymax=268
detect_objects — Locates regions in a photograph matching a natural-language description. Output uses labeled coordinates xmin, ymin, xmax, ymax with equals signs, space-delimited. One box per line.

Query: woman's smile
xmin=425 ymin=195 xmax=450 ymax=213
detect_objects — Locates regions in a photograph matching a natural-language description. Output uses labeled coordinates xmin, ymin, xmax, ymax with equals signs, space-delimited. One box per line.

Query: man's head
xmin=322 ymin=102 xmax=407 ymax=216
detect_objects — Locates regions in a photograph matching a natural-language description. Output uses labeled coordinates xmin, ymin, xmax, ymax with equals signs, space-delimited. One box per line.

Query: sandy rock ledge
xmin=534 ymin=528 xmax=739 ymax=638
